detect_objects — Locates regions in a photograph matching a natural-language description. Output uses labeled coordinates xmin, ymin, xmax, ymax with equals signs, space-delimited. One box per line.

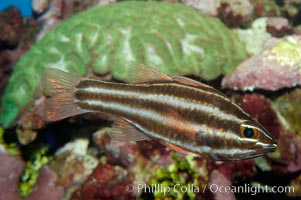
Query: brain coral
xmin=0 ymin=1 xmax=247 ymax=127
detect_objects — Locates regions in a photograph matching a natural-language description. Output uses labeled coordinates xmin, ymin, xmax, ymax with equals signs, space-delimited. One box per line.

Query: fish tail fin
xmin=42 ymin=68 xmax=87 ymax=121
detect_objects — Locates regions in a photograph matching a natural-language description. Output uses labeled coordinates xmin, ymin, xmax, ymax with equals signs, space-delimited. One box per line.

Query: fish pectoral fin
xmin=160 ymin=141 xmax=198 ymax=156
xmin=122 ymin=61 xmax=173 ymax=83
xmin=108 ymin=118 xmax=149 ymax=141
xmin=42 ymin=68 xmax=87 ymax=121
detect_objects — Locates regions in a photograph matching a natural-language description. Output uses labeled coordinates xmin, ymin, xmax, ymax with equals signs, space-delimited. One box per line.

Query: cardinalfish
xmin=43 ymin=63 xmax=277 ymax=160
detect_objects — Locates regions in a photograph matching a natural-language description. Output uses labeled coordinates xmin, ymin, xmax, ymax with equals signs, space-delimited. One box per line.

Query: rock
xmin=272 ymin=88 xmax=301 ymax=133
xmin=27 ymin=167 xmax=64 ymax=200
xmin=233 ymin=17 xmax=272 ymax=55
xmin=266 ymin=17 xmax=293 ymax=38
xmin=181 ymin=0 xmax=254 ymax=27
xmin=0 ymin=7 xmax=23 ymax=49
xmin=0 ymin=151 xmax=25 ymax=200
xmin=71 ymin=162 xmax=134 ymax=200
xmin=208 ymin=170 xmax=236 ymax=200
xmin=222 ymin=35 xmax=301 ymax=91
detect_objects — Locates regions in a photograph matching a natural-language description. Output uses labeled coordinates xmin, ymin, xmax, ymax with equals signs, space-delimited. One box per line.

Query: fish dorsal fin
xmin=172 ymin=76 xmax=210 ymax=89
xmin=108 ymin=118 xmax=149 ymax=141
xmin=172 ymin=76 xmax=225 ymax=96
xmin=123 ymin=61 xmax=173 ymax=83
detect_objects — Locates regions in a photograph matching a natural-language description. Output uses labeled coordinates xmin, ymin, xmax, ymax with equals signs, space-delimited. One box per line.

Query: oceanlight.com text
xmin=125 ymin=183 xmax=294 ymax=196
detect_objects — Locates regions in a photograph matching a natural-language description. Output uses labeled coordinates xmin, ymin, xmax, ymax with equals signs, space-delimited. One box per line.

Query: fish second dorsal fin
xmin=172 ymin=76 xmax=226 ymax=96
xmin=123 ymin=61 xmax=174 ymax=83
xmin=123 ymin=62 xmax=218 ymax=92
xmin=172 ymin=76 xmax=208 ymax=88
xmin=108 ymin=117 xmax=149 ymax=141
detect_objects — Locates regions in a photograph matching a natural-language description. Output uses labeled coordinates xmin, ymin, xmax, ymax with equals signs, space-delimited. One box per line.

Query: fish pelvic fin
xmin=42 ymin=68 xmax=87 ymax=121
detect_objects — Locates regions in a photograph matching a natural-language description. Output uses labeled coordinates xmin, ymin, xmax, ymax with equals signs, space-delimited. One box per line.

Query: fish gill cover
xmin=0 ymin=1 xmax=247 ymax=127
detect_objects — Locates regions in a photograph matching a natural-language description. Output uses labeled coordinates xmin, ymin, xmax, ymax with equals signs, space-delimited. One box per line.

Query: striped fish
xmin=43 ymin=63 xmax=277 ymax=160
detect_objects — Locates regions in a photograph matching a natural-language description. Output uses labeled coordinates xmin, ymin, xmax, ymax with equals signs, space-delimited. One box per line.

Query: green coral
xmin=19 ymin=144 xmax=51 ymax=198
xmin=149 ymin=153 xmax=201 ymax=200
xmin=0 ymin=1 xmax=247 ymax=127
xmin=272 ymin=88 xmax=301 ymax=133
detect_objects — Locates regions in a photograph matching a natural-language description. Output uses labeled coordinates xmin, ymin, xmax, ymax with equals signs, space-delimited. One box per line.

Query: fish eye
xmin=240 ymin=124 xmax=259 ymax=139
xmin=243 ymin=127 xmax=254 ymax=138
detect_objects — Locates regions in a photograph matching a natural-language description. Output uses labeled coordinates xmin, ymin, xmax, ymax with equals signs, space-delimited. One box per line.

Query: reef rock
xmin=181 ymin=0 xmax=254 ymax=27
xmin=71 ymin=162 xmax=134 ymax=200
xmin=27 ymin=167 xmax=64 ymax=200
xmin=233 ymin=17 xmax=272 ymax=55
xmin=0 ymin=7 xmax=23 ymax=49
xmin=272 ymin=88 xmax=301 ymax=133
xmin=0 ymin=149 xmax=25 ymax=200
xmin=266 ymin=17 xmax=293 ymax=38
xmin=222 ymin=35 xmax=301 ymax=91
xmin=48 ymin=138 xmax=99 ymax=199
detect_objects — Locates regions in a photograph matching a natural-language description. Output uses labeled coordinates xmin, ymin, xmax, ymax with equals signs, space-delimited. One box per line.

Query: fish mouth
xmin=259 ymin=143 xmax=278 ymax=153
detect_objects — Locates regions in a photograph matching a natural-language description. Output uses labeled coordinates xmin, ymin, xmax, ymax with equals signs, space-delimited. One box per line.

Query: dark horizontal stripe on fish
xmin=76 ymin=89 xmax=240 ymax=125
xmin=77 ymin=79 xmax=246 ymax=117
xmin=76 ymin=80 xmax=249 ymax=122
xmin=76 ymin=97 xmax=195 ymax=136
xmin=75 ymin=89 xmax=244 ymax=149
xmin=77 ymin=79 xmax=230 ymax=106
xmin=78 ymin=99 xmax=242 ymax=154
xmin=75 ymin=86 xmax=247 ymax=125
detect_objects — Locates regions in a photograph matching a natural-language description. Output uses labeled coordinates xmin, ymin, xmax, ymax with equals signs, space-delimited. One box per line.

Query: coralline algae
xmin=222 ymin=35 xmax=301 ymax=91
xmin=0 ymin=1 xmax=247 ymax=128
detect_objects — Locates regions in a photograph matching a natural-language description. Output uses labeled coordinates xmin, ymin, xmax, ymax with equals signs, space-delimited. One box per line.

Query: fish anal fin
xmin=108 ymin=118 xmax=149 ymax=141
xmin=160 ymin=141 xmax=198 ymax=156
xmin=42 ymin=68 xmax=87 ymax=121
xmin=123 ymin=61 xmax=173 ymax=83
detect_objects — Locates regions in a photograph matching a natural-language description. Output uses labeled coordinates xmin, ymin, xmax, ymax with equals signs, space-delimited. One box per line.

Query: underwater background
xmin=0 ymin=0 xmax=32 ymax=16
xmin=0 ymin=0 xmax=301 ymax=199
